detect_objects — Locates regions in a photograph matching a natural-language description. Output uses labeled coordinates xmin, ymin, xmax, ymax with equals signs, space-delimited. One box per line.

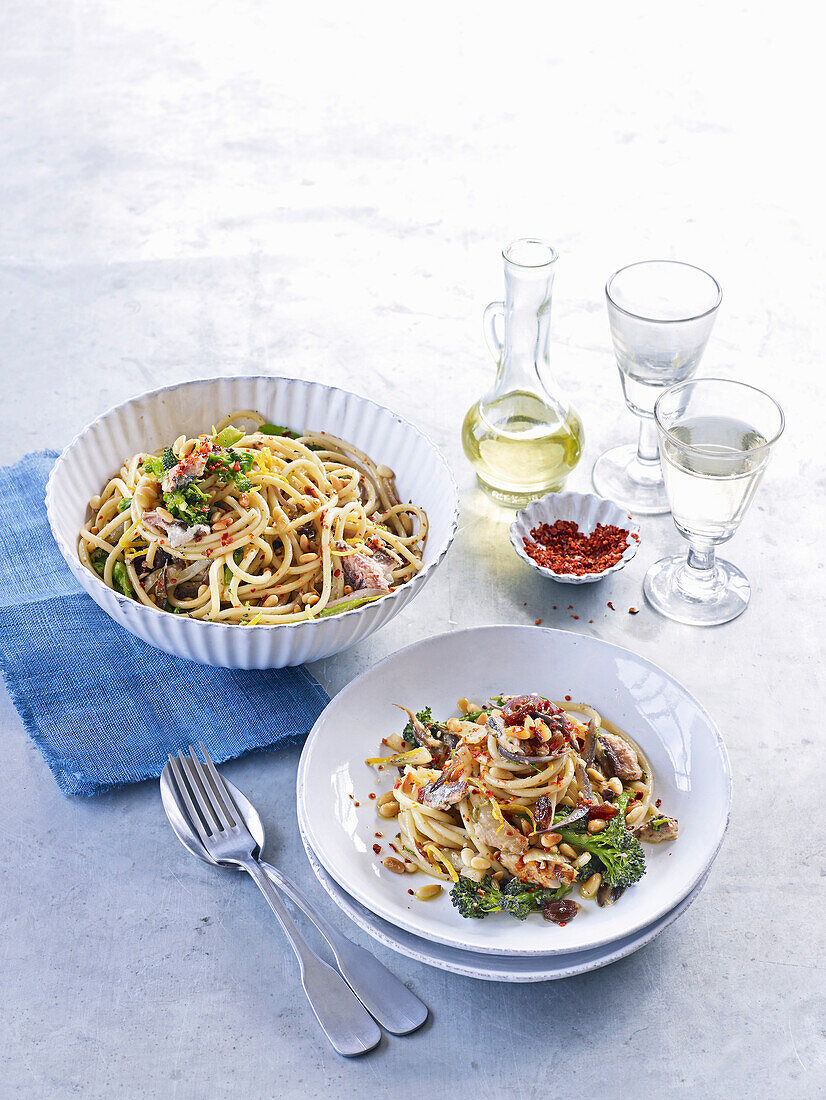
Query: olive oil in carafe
xmin=462 ymin=391 xmax=584 ymax=507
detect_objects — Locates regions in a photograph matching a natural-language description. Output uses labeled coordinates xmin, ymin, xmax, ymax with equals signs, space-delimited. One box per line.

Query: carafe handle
xmin=483 ymin=301 xmax=505 ymax=363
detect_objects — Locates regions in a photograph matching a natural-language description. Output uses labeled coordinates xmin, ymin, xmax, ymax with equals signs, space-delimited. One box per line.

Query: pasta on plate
xmin=367 ymin=693 xmax=678 ymax=925
xmin=78 ymin=410 xmax=427 ymax=623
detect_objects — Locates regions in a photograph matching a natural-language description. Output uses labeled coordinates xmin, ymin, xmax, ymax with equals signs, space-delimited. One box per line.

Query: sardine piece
xmin=337 ymin=541 xmax=395 ymax=592
xmin=161 ymin=442 xmax=217 ymax=494
xmin=143 ymin=510 xmax=210 ymax=548
xmin=419 ymin=779 xmax=469 ymax=810
xmin=637 ymin=815 xmax=679 ymax=843
xmin=499 ymin=850 xmax=577 ymax=889
xmin=468 ymin=792 xmax=527 ymax=855
xmin=599 ymin=731 xmax=643 ymax=782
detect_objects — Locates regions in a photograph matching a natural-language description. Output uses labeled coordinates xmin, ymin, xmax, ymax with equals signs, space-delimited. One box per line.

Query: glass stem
xmin=686 ymin=543 xmax=716 ymax=574
xmin=636 ymin=417 xmax=660 ymax=466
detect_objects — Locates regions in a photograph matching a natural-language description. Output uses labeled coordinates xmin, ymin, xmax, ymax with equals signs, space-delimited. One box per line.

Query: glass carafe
xmin=462 ymin=238 xmax=584 ymax=507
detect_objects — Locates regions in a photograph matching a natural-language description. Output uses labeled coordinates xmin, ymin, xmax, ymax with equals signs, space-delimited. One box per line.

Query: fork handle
xmin=259 ymin=860 xmax=427 ymax=1035
xmin=239 ymin=858 xmax=381 ymax=1057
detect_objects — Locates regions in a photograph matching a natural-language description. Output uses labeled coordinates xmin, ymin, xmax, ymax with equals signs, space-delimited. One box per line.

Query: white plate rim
xmin=297 ymin=624 xmax=731 ymax=956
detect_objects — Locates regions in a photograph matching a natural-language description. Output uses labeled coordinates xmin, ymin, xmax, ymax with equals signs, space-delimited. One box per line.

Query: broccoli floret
xmin=141 ymin=455 xmax=163 ymax=478
xmin=450 ymin=875 xmax=504 ymax=918
xmin=501 ymin=879 xmax=572 ymax=920
xmin=162 ymin=446 xmax=177 ymax=471
xmin=402 ymin=706 xmax=433 ymax=746
xmin=556 ymin=793 xmax=646 ymax=889
xmin=165 ymin=483 xmax=210 ymax=526
xmin=450 ymin=875 xmax=572 ymax=921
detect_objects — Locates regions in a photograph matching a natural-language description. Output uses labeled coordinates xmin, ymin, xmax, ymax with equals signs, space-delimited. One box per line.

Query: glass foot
xmin=644 ymin=554 xmax=750 ymax=626
xmin=592 ymin=443 xmax=670 ymax=515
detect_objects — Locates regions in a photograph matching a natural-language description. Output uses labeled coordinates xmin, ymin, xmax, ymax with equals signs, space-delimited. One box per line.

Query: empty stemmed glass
xmin=593 ymin=260 xmax=722 ymax=514
xmin=644 ymin=379 xmax=784 ymax=626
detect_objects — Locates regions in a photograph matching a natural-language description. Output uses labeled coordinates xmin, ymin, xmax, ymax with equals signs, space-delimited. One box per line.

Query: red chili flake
xmin=524 ymin=520 xmax=636 ymax=576
xmin=629 ymin=607 xmax=640 ymax=615
xmin=372 ymin=844 xmax=382 ymax=855
xmin=568 ymin=604 xmax=573 ymax=609
xmin=368 ymin=792 xmax=376 ymax=800
xmin=375 ymin=832 xmax=383 ymax=838
xmin=588 ymin=619 xmax=594 ymax=623
xmin=348 ymin=794 xmax=354 ymax=800
xmin=655 ymin=798 xmax=662 ymax=808
xmin=354 ymin=801 xmax=360 ymax=807
xmin=407 ymin=889 xmax=415 ymax=896
xmin=607 ymin=601 xmax=615 ymax=611
xmin=232 ymin=461 xmax=240 ymax=471
xmin=534 ymin=618 xmax=543 ymax=625
xmin=334 ymin=568 xmax=341 ymax=577
xmin=552 ymin=606 xmax=557 ymax=610
xmin=564 ymin=694 xmax=572 ymax=701
xmin=221 ymin=533 xmax=232 ymax=546
xmin=571 ymin=615 xmax=579 ymax=620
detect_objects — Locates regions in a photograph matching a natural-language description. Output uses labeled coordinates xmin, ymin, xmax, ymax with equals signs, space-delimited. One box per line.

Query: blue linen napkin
xmin=0 ymin=452 xmax=330 ymax=796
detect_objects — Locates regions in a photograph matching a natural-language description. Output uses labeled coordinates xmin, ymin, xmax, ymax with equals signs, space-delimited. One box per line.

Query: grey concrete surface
xmin=1 ymin=2 xmax=824 ymax=1097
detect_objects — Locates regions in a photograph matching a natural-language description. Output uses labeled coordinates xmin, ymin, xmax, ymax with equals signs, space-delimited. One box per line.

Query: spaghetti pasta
xmin=78 ymin=410 xmax=428 ymax=623
xmin=368 ymin=694 xmax=678 ymax=922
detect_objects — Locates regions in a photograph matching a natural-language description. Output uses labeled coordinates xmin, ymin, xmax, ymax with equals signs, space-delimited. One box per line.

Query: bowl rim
xmin=509 ymin=489 xmax=640 ymax=581
xmin=45 ymin=373 xmax=460 ymax=632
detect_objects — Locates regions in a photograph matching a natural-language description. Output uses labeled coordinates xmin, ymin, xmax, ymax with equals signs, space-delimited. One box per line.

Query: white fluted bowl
xmin=510 ymin=491 xmax=640 ymax=585
xmin=46 ymin=376 xmax=459 ymax=668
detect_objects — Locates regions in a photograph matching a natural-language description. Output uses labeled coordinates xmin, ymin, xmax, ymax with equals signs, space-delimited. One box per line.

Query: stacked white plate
xmin=297 ymin=626 xmax=731 ymax=982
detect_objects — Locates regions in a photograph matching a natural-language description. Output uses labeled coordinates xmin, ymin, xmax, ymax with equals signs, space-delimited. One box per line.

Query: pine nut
xmin=378 ymin=801 xmax=400 ymax=818
xmin=89 ymin=495 xmax=102 ymax=510
xmin=301 ymin=592 xmax=319 ymax=604
xmin=377 ymin=790 xmax=396 ymax=807
xmin=404 ymin=862 xmax=418 ymax=873
xmin=298 ymin=552 xmax=317 ymax=564
xmin=343 ymin=585 xmax=353 ymax=595
xmin=90 ymin=526 xmax=99 ymax=535
xmin=492 ymin=870 xmax=505 ymax=882
xmin=476 ymin=713 xmax=489 ymax=726
xmin=579 ymin=872 xmax=602 ymax=899
xmin=376 ymin=464 xmax=394 ymax=479
xmin=447 ymin=718 xmax=463 ymax=733
xmin=460 ymin=848 xmax=475 ymax=867
xmin=470 ymin=855 xmax=491 ymax=871
xmin=588 ymin=819 xmax=607 ymax=834
xmin=415 ymin=884 xmax=443 ymax=901
xmin=457 ymin=697 xmax=471 ymax=714
xmin=559 ymin=843 xmax=578 ymax=860
xmin=540 ymin=832 xmax=562 ymax=847
xmin=383 ymin=733 xmax=404 ymax=752
xmin=382 ymin=857 xmax=406 ymax=874
xmin=607 ymin=777 xmax=624 ymax=796
xmin=238 ymin=493 xmax=250 ymax=507
xmin=299 ymin=534 xmax=310 ymax=552
xmin=586 ymin=767 xmax=604 ymax=784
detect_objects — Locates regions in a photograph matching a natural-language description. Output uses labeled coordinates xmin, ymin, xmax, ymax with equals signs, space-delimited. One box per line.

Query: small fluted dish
xmin=509 ymin=490 xmax=640 ymax=585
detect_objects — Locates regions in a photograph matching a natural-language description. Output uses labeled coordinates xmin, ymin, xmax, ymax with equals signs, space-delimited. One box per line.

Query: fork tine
xmin=197 ymin=742 xmax=239 ymax=828
xmin=185 ymin=748 xmax=234 ymax=831
xmin=166 ymin=756 xmax=212 ymax=849
xmin=179 ymin=750 xmax=221 ymax=834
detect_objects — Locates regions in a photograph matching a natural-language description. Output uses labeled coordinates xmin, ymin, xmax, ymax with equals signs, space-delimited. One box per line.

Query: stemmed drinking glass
xmin=593 ymin=260 xmax=722 ymax=514
xmin=644 ymin=379 xmax=784 ymax=625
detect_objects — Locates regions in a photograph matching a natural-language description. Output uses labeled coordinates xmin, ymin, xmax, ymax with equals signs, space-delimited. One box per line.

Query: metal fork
xmin=167 ymin=745 xmax=381 ymax=1057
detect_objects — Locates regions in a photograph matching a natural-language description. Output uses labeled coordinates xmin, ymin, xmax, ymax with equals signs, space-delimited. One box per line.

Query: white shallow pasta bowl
xmin=299 ymin=820 xmax=712 ymax=981
xmin=297 ymin=625 xmax=730 ymax=957
xmin=509 ymin=491 xmax=640 ymax=584
xmin=46 ymin=375 xmax=459 ymax=668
